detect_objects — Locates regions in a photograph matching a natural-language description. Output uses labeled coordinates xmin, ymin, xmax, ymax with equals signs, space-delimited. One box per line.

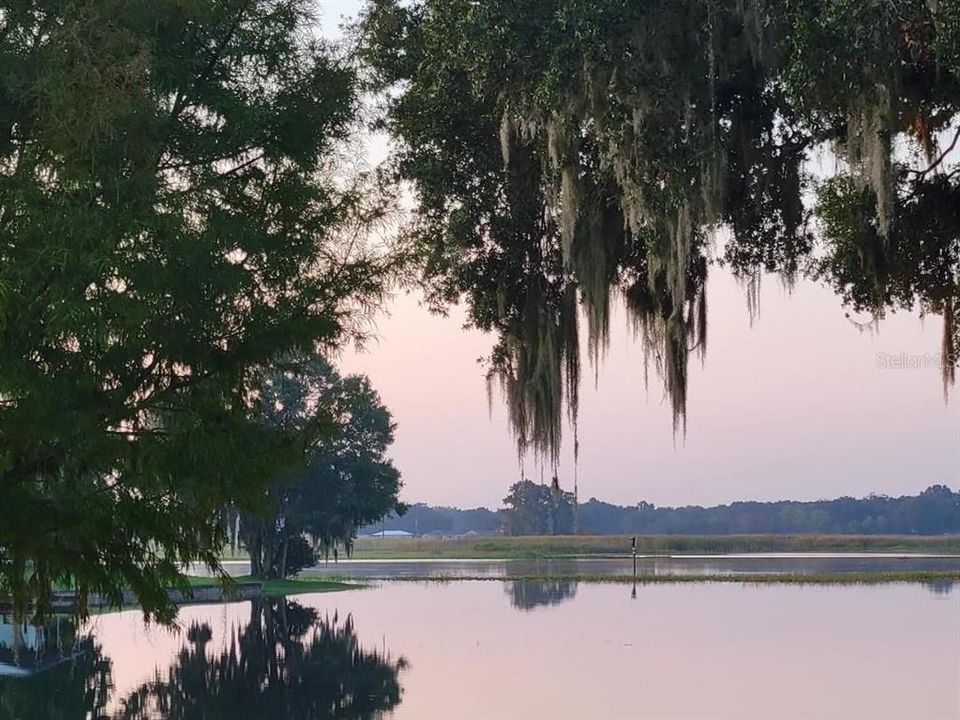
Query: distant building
xmin=364 ymin=530 xmax=415 ymax=538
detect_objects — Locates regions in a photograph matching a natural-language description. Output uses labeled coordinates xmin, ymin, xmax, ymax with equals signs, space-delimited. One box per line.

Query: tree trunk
xmin=249 ymin=531 xmax=263 ymax=578
xmin=279 ymin=536 xmax=290 ymax=580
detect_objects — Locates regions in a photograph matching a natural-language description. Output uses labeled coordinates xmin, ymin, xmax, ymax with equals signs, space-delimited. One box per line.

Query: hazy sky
xmin=323 ymin=1 xmax=959 ymax=509
xmin=342 ymin=276 xmax=959 ymax=509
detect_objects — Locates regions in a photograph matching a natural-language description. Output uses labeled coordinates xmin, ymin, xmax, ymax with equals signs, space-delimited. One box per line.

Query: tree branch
xmin=910 ymin=125 xmax=960 ymax=180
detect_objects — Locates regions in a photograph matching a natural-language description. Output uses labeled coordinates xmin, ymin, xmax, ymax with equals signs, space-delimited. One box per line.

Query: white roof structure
xmin=365 ymin=530 xmax=414 ymax=537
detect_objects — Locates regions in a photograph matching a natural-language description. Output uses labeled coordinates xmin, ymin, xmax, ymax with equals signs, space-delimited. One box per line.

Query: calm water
xmin=1 ymin=580 xmax=958 ymax=719
xmin=299 ymin=554 xmax=960 ymax=580
xmin=187 ymin=553 xmax=960 ymax=581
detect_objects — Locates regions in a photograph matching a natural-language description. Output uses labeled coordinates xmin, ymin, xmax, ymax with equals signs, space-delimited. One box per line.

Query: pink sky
xmin=323 ymin=1 xmax=958 ymax=509
xmin=342 ymin=268 xmax=959 ymax=508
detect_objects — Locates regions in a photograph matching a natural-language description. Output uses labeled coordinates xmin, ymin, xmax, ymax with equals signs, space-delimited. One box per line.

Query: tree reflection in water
xmin=0 ymin=598 xmax=406 ymax=719
xmin=923 ymin=579 xmax=956 ymax=596
xmin=506 ymin=581 xmax=578 ymax=611
xmin=0 ymin=634 xmax=112 ymax=720
xmin=117 ymin=598 xmax=406 ymax=720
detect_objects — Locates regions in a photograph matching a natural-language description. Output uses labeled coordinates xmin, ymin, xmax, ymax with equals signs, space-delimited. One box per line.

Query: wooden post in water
xmin=631 ymin=536 xmax=637 ymax=579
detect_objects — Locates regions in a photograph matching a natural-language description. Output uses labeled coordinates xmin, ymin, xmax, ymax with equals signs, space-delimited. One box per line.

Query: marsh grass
xmin=184 ymin=575 xmax=360 ymax=597
xmin=358 ymin=570 xmax=960 ymax=585
xmin=349 ymin=534 xmax=960 ymax=559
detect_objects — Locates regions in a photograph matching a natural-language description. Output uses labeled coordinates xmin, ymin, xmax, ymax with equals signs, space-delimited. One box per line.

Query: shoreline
xmin=345 ymin=534 xmax=960 ymax=561
xmin=3 ymin=570 xmax=953 ymax=621
xmin=0 ymin=577 xmax=361 ymax=617
xmin=339 ymin=570 xmax=960 ymax=585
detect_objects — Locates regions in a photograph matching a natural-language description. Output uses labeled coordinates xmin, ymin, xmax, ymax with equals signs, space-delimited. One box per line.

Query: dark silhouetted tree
xmin=240 ymin=357 xmax=403 ymax=579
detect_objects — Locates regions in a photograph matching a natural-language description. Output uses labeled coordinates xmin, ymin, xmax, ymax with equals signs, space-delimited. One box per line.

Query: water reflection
xmin=505 ymin=581 xmax=578 ymax=611
xmin=0 ymin=632 xmax=111 ymax=720
xmin=1 ymin=582 xmax=958 ymax=719
xmin=0 ymin=599 xmax=406 ymax=720
xmin=306 ymin=555 xmax=960 ymax=581
xmin=0 ymin=613 xmax=84 ymax=676
xmin=923 ymin=578 xmax=957 ymax=596
xmin=117 ymin=599 xmax=405 ymax=720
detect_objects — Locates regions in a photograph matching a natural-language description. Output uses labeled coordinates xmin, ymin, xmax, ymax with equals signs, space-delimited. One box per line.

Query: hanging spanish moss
xmin=487 ymin=282 xmax=580 ymax=466
xmin=943 ymin=298 xmax=956 ymax=399
xmin=361 ymin=0 xmax=960 ymax=461
xmin=845 ymin=86 xmax=895 ymax=238
xmin=744 ymin=271 xmax=763 ymax=326
xmin=489 ymin=22 xmax=731 ymax=453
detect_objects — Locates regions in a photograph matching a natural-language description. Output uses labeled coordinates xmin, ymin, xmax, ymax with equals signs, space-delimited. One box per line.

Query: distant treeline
xmin=365 ymin=505 xmax=501 ymax=536
xmin=363 ymin=485 xmax=960 ymax=536
xmin=578 ymin=485 xmax=960 ymax=536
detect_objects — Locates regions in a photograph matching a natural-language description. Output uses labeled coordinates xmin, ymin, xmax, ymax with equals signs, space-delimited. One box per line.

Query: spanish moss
xmin=361 ymin=0 xmax=960 ymax=461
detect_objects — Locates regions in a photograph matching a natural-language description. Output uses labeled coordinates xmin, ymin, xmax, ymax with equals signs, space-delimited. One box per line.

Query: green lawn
xmin=68 ymin=576 xmax=360 ymax=617
xmin=185 ymin=574 xmax=359 ymax=597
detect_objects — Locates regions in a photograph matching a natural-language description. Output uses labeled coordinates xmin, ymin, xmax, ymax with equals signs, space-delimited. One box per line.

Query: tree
xmin=358 ymin=0 xmax=959 ymax=463
xmin=815 ymin=174 xmax=960 ymax=391
xmin=240 ymin=356 xmax=403 ymax=579
xmin=501 ymin=480 xmax=575 ymax=536
xmin=0 ymin=0 xmax=393 ymax=623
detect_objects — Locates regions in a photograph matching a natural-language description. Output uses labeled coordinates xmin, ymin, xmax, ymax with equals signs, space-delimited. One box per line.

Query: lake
xmin=1 ymin=579 xmax=958 ymax=719
xmin=204 ymin=553 xmax=960 ymax=580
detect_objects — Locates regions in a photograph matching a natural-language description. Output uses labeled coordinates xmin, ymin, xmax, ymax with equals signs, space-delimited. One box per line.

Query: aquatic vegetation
xmin=349 ymin=533 xmax=960 ymax=560
xmin=368 ymin=571 xmax=960 ymax=586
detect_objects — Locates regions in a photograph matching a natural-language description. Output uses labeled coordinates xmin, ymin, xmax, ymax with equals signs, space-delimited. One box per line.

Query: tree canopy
xmin=1 ymin=0 xmax=957 ymax=625
xmin=359 ymin=0 xmax=960 ymax=463
xmin=501 ymin=480 xmax=576 ymax=536
xmin=0 ymin=0 xmax=393 ymax=622
xmin=238 ymin=356 xmax=403 ymax=579
xmin=577 ymin=484 xmax=960 ymax=536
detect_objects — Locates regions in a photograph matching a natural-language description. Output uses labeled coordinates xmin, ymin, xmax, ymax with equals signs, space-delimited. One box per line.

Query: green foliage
xmin=0 ymin=1 xmax=392 ymax=622
xmin=579 ymin=485 xmax=960 ymax=535
xmin=279 ymin=535 xmax=318 ymax=578
xmin=815 ymin=172 xmax=960 ymax=389
xmin=501 ymin=480 xmax=576 ymax=536
xmin=370 ymin=485 xmax=960 ymax=538
xmin=358 ymin=0 xmax=960 ymax=460
xmin=241 ymin=356 xmax=403 ymax=579
xmin=817 ymin=175 xmax=960 ymax=312
xmin=368 ymin=502 xmax=501 ymax=535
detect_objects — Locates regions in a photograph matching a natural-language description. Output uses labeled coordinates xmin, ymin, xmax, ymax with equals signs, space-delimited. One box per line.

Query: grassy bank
xmin=185 ymin=574 xmax=359 ymax=597
xmin=71 ymin=576 xmax=360 ymax=615
xmin=349 ymin=534 xmax=960 ymax=559
xmin=361 ymin=570 xmax=960 ymax=585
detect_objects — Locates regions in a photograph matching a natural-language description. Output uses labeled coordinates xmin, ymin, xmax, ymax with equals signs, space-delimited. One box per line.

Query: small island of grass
xmin=185 ymin=574 xmax=361 ymax=598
